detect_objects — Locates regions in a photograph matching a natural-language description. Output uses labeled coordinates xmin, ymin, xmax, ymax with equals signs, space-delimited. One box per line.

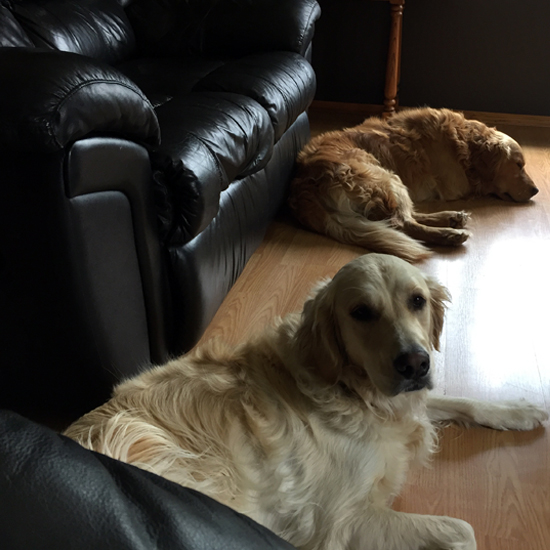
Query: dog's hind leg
xmin=340 ymin=166 xmax=471 ymax=249
xmin=291 ymin=161 xmax=434 ymax=262
xmin=397 ymin=218 xmax=472 ymax=247
xmin=413 ymin=211 xmax=471 ymax=229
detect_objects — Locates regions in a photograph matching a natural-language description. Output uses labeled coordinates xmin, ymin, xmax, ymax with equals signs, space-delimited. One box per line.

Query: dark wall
xmin=313 ymin=0 xmax=389 ymax=105
xmin=313 ymin=0 xmax=550 ymax=116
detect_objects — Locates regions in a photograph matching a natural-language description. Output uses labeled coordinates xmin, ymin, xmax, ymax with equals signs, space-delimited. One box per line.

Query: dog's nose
xmin=393 ymin=350 xmax=430 ymax=380
xmin=529 ymin=185 xmax=539 ymax=198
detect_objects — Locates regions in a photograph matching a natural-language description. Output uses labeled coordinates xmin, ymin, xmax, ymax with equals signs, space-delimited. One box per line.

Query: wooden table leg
xmin=383 ymin=0 xmax=405 ymax=118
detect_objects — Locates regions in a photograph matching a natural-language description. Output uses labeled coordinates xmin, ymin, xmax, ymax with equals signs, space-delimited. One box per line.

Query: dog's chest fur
xmin=245 ymin=389 xmax=436 ymax=548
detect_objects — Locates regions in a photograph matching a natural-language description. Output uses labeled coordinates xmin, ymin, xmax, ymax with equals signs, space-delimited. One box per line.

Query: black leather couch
xmin=0 ymin=0 xmax=320 ymax=422
xmin=0 ymin=409 xmax=295 ymax=550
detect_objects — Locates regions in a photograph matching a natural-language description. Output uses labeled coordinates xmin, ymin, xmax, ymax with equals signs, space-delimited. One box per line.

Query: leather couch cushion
xmin=0 ymin=5 xmax=34 ymax=47
xmin=124 ymin=0 xmax=321 ymax=58
xmin=152 ymin=93 xmax=274 ymax=244
xmin=194 ymin=52 xmax=317 ymax=142
xmin=8 ymin=0 xmax=136 ymax=64
xmin=0 ymin=410 xmax=295 ymax=550
xmin=166 ymin=113 xmax=311 ymax=353
xmin=197 ymin=0 xmax=323 ymax=57
xmin=124 ymin=0 xmax=210 ymax=56
xmin=0 ymin=48 xmax=160 ymax=152
xmin=116 ymin=55 xmax=225 ymax=108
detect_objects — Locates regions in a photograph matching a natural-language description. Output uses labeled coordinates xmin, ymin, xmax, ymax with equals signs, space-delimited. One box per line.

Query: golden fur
xmin=289 ymin=107 xmax=539 ymax=262
xmin=65 ymin=254 xmax=547 ymax=550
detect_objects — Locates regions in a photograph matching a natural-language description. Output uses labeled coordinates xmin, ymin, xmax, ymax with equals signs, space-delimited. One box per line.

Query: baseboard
xmin=310 ymin=100 xmax=550 ymax=128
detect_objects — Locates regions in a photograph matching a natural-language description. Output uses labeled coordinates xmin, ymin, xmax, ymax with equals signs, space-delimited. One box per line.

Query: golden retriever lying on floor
xmin=289 ymin=107 xmax=539 ymax=262
xmin=65 ymin=254 xmax=547 ymax=550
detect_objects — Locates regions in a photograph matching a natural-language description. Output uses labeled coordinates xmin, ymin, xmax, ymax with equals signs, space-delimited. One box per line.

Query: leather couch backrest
xmin=123 ymin=0 xmax=320 ymax=58
xmin=2 ymin=0 xmax=136 ymax=65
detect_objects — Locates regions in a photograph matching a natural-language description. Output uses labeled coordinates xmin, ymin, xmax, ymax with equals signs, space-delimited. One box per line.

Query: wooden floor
xmin=198 ymin=107 xmax=550 ymax=550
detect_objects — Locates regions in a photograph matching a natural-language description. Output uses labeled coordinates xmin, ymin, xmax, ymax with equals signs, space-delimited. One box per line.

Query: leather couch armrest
xmin=0 ymin=48 xmax=160 ymax=152
xmin=126 ymin=0 xmax=321 ymax=58
xmin=0 ymin=410 xmax=296 ymax=550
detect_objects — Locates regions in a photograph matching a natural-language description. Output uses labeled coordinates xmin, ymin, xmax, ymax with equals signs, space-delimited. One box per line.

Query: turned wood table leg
xmin=383 ymin=0 xmax=405 ymax=118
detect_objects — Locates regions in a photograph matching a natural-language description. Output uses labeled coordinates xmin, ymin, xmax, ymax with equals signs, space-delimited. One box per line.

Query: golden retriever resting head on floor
xmin=65 ymin=254 xmax=547 ymax=550
xmin=289 ymin=107 xmax=539 ymax=263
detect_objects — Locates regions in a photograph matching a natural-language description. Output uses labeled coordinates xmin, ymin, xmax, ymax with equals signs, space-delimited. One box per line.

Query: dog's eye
xmin=350 ymin=304 xmax=376 ymax=322
xmin=516 ymin=162 xmax=524 ymax=169
xmin=410 ymin=294 xmax=426 ymax=311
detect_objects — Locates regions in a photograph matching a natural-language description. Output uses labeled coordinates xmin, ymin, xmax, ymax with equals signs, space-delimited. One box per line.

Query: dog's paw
xmin=473 ymin=399 xmax=549 ymax=431
xmin=434 ymin=517 xmax=477 ymax=550
xmin=449 ymin=211 xmax=471 ymax=229
xmin=442 ymin=228 xmax=472 ymax=246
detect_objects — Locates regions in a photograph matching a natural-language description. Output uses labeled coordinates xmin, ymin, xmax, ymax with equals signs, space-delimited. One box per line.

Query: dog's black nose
xmin=393 ymin=350 xmax=430 ymax=380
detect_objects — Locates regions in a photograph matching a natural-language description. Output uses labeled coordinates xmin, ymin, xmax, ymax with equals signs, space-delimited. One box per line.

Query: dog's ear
xmin=471 ymin=144 xmax=503 ymax=182
xmin=426 ymin=277 xmax=451 ymax=351
xmin=296 ymin=280 xmax=346 ymax=384
xmin=466 ymin=122 xmax=507 ymax=183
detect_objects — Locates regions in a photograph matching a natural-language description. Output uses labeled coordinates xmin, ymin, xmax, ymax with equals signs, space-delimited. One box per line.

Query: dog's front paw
xmin=449 ymin=211 xmax=471 ymax=229
xmin=442 ymin=228 xmax=472 ymax=246
xmin=435 ymin=517 xmax=476 ymax=550
xmin=474 ymin=399 xmax=549 ymax=431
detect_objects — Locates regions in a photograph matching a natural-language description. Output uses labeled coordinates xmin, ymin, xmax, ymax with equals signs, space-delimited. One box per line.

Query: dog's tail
xmin=322 ymin=211 xmax=432 ymax=263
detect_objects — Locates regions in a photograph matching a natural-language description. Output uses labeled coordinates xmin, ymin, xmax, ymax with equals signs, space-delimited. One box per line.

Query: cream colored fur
xmin=65 ymin=254 xmax=548 ymax=550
